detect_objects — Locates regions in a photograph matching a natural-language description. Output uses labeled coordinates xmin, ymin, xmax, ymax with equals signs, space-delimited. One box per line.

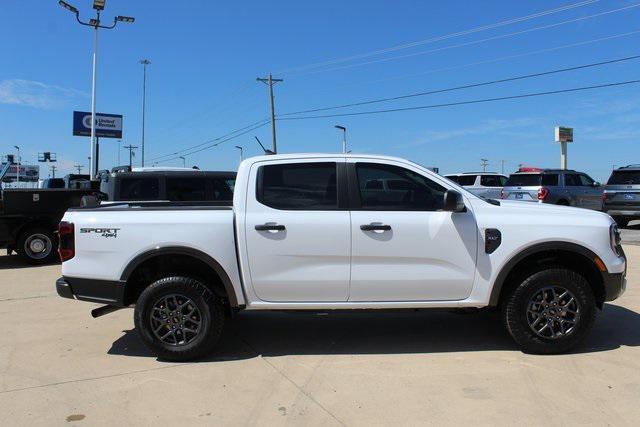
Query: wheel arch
xmin=489 ymin=242 xmax=606 ymax=309
xmin=120 ymin=246 xmax=239 ymax=309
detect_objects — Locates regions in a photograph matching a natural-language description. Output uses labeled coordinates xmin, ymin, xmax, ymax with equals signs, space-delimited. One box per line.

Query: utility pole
xmin=481 ymin=158 xmax=489 ymax=172
xmin=49 ymin=165 xmax=57 ymax=178
xmin=58 ymin=0 xmax=135 ymax=179
xmin=139 ymin=59 xmax=151 ymax=166
xmin=500 ymin=160 xmax=506 ymax=175
xmin=256 ymin=73 xmax=283 ymax=154
xmin=74 ymin=164 xmax=83 ymax=174
xmin=123 ymin=145 xmax=138 ymax=168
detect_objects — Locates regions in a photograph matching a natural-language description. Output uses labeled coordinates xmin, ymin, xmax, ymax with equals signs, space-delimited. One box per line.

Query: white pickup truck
xmin=56 ymin=154 xmax=627 ymax=361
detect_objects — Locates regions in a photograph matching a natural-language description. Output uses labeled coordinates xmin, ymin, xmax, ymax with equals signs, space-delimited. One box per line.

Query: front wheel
xmin=134 ymin=276 xmax=225 ymax=361
xmin=502 ymin=268 xmax=596 ymax=354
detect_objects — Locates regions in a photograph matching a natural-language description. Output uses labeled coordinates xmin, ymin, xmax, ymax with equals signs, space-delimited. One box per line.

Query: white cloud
xmin=0 ymin=79 xmax=88 ymax=109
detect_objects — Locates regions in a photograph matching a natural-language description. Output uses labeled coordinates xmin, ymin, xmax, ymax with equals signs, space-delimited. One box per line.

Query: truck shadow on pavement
xmin=108 ymin=303 xmax=640 ymax=362
xmin=0 ymin=254 xmax=55 ymax=270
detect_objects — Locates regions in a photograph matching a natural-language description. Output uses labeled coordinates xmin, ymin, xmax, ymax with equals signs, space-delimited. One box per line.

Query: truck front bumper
xmin=56 ymin=276 xmax=126 ymax=306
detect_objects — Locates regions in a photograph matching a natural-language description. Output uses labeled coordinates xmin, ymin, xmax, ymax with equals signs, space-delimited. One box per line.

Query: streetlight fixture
xmin=58 ymin=0 xmax=135 ymax=179
xmin=235 ymin=145 xmax=244 ymax=162
xmin=179 ymin=156 xmax=186 ymax=168
xmin=334 ymin=125 xmax=347 ymax=154
xmin=13 ymin=146 xmax=20 ymax=184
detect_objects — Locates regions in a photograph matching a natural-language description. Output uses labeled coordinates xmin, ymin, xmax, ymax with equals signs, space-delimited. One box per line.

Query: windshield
xmin=608 ymin=171 xmax=640 ymax=185
xmin=505 ymin=174 xmax=541 ymax=187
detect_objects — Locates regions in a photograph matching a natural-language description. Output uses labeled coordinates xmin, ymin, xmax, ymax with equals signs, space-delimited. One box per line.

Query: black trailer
xmin=0 ymin=188 xmax=98 ymax=264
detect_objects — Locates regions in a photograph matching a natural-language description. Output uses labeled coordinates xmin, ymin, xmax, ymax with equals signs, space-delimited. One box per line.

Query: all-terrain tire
xmin=502 ymin=268 xmax=596 ymax=354
xmin=134 ymin=276 xmax=225 ymax=361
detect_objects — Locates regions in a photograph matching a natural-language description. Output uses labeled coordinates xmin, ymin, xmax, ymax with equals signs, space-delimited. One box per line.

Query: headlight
xmin=610 ymin=224 xmax=622 ymax=256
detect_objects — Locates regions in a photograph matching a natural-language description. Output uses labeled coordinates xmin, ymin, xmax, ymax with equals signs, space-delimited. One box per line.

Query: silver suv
xmin=602 ymin=165 xmax=640 ymax=227
xmin=501 ymin=168 xmax=602 ymax=210
xmin=444 ymin=172 xmax=507 ymax=199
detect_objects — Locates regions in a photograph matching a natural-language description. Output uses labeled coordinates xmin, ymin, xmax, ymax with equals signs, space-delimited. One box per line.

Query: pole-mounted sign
xmin=555 ymin=126 xmax=573 ymax=170
xmin=73 ymin=111 xmax=123 ymax=139
xmin=555 ymin=126 xmax=573 ymax=143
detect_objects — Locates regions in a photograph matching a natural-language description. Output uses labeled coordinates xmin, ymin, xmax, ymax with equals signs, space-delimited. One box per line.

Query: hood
xmin=471 ymin=198 xmax=613 ymax=225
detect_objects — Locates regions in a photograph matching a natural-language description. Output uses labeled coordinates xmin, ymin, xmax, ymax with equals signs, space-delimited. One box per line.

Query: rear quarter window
xmin=541 ymin=174 xmax=559 ymax=186
xmin=118 ymin=178 xmax=160 ymax=201
xmin=457 ymin=175 xmax=477 ymax=186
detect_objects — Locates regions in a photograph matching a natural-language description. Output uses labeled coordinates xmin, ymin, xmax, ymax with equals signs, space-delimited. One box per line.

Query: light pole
xmin=481 ymin=158 xmax=489 ymax=172
xmin=13 ymin=146 xmax=20 ymax=184
xmin=235 ymin=146 xmax=244 ymax=162
xmin=139 ymin=59 xmax=151 ymax=167
xmin=58 ymin=0 xmax=135 ymax=179
xmin=179 ymin=156 xmax=186 ymax=168
xmin=334 ymin=125 xmax=347 ymax=153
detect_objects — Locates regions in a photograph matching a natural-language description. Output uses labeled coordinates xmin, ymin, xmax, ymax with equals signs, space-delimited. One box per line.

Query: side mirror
xmin=592 ymin=181 xmax=601 ymax=187
xmin=443 ymin=190 xmax=466 ymax=212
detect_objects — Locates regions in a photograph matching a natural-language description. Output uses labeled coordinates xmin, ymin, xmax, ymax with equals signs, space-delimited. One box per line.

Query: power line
xmin=296 ymin=3 xmax=640 ymax=76
xmin=155 ymin=121 xmax=270 ymax=164
xmin=331 ymin=28 xmax=640 ymax=89
xmin=277 ymin=79 xmax=640 ymax=120
xmin=147 ymin=118 xmax=270 ymax=162
xmin=277 ymin=0 xmax=600 ymax=75
xmin=279 ymin=54 xmax=640 ymax=116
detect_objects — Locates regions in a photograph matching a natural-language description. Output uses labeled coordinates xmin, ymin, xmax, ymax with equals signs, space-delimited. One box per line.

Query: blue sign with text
xmin=73 ymin=111 xmax=123 ymax=139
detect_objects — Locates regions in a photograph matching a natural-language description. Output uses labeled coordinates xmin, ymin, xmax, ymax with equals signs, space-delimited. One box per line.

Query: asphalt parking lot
xmin=1 ymin=246 xmax=638 ymax=426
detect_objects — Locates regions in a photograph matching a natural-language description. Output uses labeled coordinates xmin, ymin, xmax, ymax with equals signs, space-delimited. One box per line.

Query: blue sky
xmin=1 ymin=0 xmax=639 ymax=181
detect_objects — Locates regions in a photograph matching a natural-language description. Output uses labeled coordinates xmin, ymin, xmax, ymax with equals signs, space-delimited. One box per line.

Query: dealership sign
xmin=0 ymin=164 xmax=40 ymax=182
xmin=73 ymin=111 xmax=123 ymax=139
xmin=554 ymin=126 xmax=573 ymax=143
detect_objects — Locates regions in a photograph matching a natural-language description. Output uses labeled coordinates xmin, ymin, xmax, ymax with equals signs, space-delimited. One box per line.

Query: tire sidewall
xmin=504 ymin=268 xmax=596 ymax=354
xmin=134 ymin=276 xmax=223 ymax=361
xmin=17 ymin=227 xmax=58 ymax=264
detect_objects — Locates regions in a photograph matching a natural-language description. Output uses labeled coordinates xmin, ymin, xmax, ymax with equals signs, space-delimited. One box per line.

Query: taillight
xmin=538 ymin=187 xmax=549 ymax=201
xmin=58 ymin=221 xmax=75 ymax=261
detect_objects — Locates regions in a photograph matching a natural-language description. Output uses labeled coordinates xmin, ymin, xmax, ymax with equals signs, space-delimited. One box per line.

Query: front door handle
xmin=360 ymin=224 xmax=391 ymax=231
xmin=255 ymin=223 xmax=286 ymax=231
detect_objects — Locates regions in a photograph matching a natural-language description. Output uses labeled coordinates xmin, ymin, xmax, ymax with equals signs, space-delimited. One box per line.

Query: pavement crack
xmin=239 ymin=337 xmax=346 ymax=426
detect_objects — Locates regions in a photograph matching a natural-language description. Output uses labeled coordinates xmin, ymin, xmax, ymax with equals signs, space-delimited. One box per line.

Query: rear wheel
xmin=502 ymin=268 xmax=596 ymax=354
xmin=16 ymin=227 xmax=58 ymax=265
xmin=134 ymin=276 xmax=225 ymax=361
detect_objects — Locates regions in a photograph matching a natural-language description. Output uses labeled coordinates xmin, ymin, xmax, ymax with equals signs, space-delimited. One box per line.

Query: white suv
xmin=445 ymin=172 xmax=508 ymax=199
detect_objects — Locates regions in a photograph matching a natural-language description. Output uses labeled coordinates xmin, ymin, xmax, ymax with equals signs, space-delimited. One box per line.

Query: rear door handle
xmin=255 ymin=224 xmax=286 ymax=231
xmin=360 ymin=224 xmax=391 ymax=231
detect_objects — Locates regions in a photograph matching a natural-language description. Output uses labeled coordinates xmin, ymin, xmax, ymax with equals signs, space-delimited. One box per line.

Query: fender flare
xmin=488 ymin=241 xmax=602 ymax=306
xmin=120 ymin=246 xmax=239 ymax=307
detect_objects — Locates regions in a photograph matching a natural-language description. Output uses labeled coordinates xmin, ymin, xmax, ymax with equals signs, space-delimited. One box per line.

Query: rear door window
xmin=505 ymin=174 xmax=541 ymax=186
xmin=607 ymin=171 xmax=640 ymax=185
xmin=257 ymin=162 xmax=338 ymax=210
xmin=119 ymin=178 xmax=160 ymax=200
xmin=541 ymin=174 xmax=559 ymax=186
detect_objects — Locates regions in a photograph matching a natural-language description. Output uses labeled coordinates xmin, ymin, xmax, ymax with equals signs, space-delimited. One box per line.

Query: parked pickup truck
xmin=56 ymin=154 xmax=627 ymax=360
xmin=0 ymin=188 xmax=98 ymax=263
